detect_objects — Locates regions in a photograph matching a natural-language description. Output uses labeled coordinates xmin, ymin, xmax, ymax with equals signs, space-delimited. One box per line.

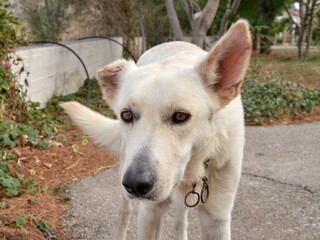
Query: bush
xmin=0 ymin=0 xmax=69 ymax=198
xmin=19 ymin=0 xmax=70 ymax=41
xmin=242 ymin=78 xmax=320 ymax=125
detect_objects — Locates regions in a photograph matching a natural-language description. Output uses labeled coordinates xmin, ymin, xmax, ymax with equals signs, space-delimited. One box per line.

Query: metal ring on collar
xmin=185 ymin=190 xmax=200 ymax=208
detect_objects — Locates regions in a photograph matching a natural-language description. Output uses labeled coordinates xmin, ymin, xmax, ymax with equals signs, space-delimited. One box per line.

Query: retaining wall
xmin=14 ymin=38 xmax=123 ymax=107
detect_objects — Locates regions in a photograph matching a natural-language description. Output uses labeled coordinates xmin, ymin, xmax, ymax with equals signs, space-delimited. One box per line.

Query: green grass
xmin=247 ymin=55 xmax=320 ymax=88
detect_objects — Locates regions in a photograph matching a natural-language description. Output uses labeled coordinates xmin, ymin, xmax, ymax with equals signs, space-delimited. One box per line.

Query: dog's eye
xmin=172 ymin=112 xmax=191 ymax=124
xmin=121 ymin=110 xmax=134 ymax=123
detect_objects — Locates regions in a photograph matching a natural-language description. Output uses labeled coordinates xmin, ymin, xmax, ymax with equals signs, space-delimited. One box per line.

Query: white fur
xmin=61 ymin=20 xmax=252 ymax=240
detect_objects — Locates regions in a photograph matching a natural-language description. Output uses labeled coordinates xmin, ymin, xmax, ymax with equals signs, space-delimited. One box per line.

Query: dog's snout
xmin=122 ymin=170 xmax=155 ymax=197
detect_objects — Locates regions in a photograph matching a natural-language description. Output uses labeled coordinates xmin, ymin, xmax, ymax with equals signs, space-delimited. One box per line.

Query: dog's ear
xmin=97 ymin=59 xmax=132 ymax=109
xmin=198 ymin=20 xmax=252 ymax=106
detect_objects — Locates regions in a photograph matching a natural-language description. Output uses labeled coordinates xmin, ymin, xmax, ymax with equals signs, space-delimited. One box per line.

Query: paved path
xmin=63 ymin=123 xmax=320 ymax=240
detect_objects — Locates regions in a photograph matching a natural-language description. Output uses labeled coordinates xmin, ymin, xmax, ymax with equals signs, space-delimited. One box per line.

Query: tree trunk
xmin=164 ymin=0 xmax=184 ymax=41
xmin=217 ymin=0 xmax=241 ymax=39
xmin=297 ymin=1 xmax=308 ymax=59
xmin=164 ymin=0 xmax=220 ymax=48
xmin=260 ymin=27 xmax=272 ymax=54
xmin=303 ymin=0 xmax=317 ymax=58
xmin=191 ymin=0 xmax=220 ymax=48
xmin=252 ymin=27 xmax=260 ymax=53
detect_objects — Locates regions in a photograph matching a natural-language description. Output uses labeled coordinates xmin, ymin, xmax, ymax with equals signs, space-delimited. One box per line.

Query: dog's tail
xmin=60 ymin=101 xmax=121 ymax=158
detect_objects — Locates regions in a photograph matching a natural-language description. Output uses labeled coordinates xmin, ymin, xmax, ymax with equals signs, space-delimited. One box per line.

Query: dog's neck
xmin=183 ymin=157 xmax=212 ymax=207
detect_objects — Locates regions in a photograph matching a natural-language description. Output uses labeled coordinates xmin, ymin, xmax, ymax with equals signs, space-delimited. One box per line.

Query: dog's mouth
xmin=126 ymin=191 xmax=159 ymax=201
xmin=123 ymin=181 xmax=176 ymax=202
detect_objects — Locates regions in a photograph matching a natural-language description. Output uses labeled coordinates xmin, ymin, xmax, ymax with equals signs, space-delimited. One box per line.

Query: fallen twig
xmin=92 ymin=162 xmax=119 ymax=176
xmin=66 ymin=158 xmax=81 ymax=170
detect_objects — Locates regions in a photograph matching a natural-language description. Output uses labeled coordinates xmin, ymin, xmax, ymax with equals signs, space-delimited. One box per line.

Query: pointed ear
xmin=198 ymin=20 xmax=252 ymax=106
xmin=97 ymin=59 xmax=132 ymax=109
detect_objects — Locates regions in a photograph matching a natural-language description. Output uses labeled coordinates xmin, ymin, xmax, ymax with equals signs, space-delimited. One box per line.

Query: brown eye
xmin=121 ymin=110 xmax=134 ymax=123
xmin=172 ymin=112 xmax=191 ymax=124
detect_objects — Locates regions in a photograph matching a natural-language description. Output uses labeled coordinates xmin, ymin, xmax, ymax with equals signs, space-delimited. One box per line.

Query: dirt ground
xmin=0 ymin=127 xmax=117 ymax=240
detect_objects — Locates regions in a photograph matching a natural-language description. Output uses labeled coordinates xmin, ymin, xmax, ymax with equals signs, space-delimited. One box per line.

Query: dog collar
xmin=184 ymin=158 xmax=211 ymax=208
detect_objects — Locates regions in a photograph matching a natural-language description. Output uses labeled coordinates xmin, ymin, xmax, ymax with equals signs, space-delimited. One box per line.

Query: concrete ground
xmin=63 ymin=123 xmax=320 ymax=240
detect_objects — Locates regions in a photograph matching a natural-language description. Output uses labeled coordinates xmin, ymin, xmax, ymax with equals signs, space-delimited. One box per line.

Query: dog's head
xmin=97 ymin=20 xmax=251 ymax=201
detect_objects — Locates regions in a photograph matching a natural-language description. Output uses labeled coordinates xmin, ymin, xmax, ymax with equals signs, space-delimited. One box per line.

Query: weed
xmin=72 ymin=144 xmax=79 ymax=153
xmin=82 ymin=135 xmax=88 ymax=145
xmin=0 ymin=149 xmax=15 ymax=161
xmin=63 ymin=196 xmax=71 ymax=202
xmin=25 ymin=178 xmax=37 ymax=196
xmin=0 ymin=161 xmax=21 ymax=197
xmin=36 ymin=219 xmax=47 ymax=231
xmin=52 ymin=186 xmax=61 ymax=196
xmin=39 ymin=185 xmax=48 ymax=192
xmin=13 ymin=216 xmax=28 ymax=232
xmin=0 ymin=201 xmax=6 ymax=209
xmin=27 ymin=198 xmax=38 ymax=205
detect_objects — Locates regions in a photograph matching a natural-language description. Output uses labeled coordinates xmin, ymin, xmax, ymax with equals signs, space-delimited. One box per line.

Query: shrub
xmin=0 ymin=0 xmax=68 ymax=198
xmin=242 ymin=78 xmax=320 ymax=125
xmin=19 ymin=0 xmax=70 ymax=41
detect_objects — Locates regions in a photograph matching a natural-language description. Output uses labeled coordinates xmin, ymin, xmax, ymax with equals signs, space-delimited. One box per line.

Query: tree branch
xmin=164 ymin=0 xmax=184 ymax=40
xmin=285 ymin=5 xmax=300 ymax=33
xmin=181 ymin=0 xmax=194 ymax=26
xmin=191 ymin=0 xmax=220 ymax=47
xmin=217 ymin=0 xmax=241 ymax=38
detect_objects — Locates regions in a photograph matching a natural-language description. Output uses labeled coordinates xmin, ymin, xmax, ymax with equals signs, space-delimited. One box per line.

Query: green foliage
xmin=50 ymin=79 xmax=115 ymax=118
xmin=313 ymin=11 xmax=320 ymax=45
xmin=0 ymin=121 xmax=38 ymax=147
xmin=13 ymin=216 xmax=28 ymax=232
xmin=19 ymin=0 xmax=70 ymax=41
xmin=237 ymin=0 xmax=288 ymax=53
xmin=142 ymin=3 xmax=171 ymax=48
xmin=0 ymin=161 xmax=22 ymax=197
xmin=52 ymin=186 xmax=61 ymax=196
xmin=0 ymin=201 xmax=6 ymax=209
xmin=242 ymin=78 xmax=320 ymax=125
xmin=25 ymin=179 xmax=37 ymax=196
xmin=27 ymin=198 xmax=38 ymax=205
xmin=0 ymin=0 xmax=24 ymax=58
xmin=0 ymin=0 xmax=27 ymax=122
xmin=63 ymin=195 xmax=71 ymax=202
xmin=0 ymin=0 xmax=74 ymax=199
xmin=36 ymin=219 xmax=47 ymax=231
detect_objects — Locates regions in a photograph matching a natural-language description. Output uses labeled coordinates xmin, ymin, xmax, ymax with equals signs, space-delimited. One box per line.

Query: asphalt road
xmin=63 ymin=122 xmax=320 ymax=240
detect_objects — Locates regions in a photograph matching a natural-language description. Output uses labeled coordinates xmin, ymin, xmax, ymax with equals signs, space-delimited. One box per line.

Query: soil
xmin=0 ymin=127 xmax=117 ymax=240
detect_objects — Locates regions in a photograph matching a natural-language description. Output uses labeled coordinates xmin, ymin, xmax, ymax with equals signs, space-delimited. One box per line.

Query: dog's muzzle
xmin=122 ymin=170 xmax=155 ymax=197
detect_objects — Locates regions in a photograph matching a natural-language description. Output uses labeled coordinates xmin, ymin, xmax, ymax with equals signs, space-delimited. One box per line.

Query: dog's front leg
xmin=113 ymin=195 xmax=132 ymax=240
xmin=198 ymin=206 xmax=231 ymax=240
xmin=175 ymin=204 xmax=188 ymax=240
xmin=137 ymin=200 xmax=169 ymax=240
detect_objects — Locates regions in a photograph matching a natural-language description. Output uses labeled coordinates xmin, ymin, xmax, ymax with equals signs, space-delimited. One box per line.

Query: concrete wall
xmin=14 ymin=38 xmax=123 ymax=107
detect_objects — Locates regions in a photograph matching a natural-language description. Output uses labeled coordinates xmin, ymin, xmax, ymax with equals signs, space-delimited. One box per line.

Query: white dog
xmin=61 ymin=20 xmax=252 ymax=240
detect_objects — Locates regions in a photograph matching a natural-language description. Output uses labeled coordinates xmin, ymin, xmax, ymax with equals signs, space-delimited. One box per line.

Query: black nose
xmin=122 ymin=170 xmax=155 ymax=196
